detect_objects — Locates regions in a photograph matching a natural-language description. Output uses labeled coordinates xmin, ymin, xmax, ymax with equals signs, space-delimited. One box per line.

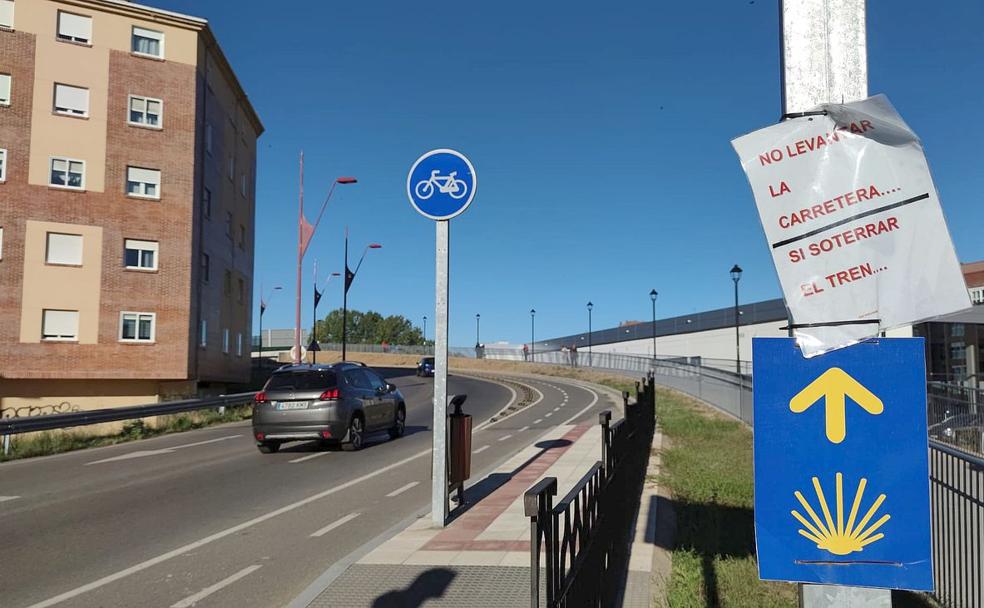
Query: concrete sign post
xmin=407 ymin=149 xmax=477 ymax=528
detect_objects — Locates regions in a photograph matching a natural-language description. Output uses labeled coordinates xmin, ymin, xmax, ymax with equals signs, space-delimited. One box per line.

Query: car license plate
xmin=276 ymin=401 xmax=310 ymax=410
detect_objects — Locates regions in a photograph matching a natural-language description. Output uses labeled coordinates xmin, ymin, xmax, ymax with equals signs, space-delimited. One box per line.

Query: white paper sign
xmin=732 ymin=95 xmax=970 ymax=357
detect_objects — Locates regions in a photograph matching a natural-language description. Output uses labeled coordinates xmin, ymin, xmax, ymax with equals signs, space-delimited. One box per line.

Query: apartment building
xmin=0 ymin=0 xmax=263 ymax=415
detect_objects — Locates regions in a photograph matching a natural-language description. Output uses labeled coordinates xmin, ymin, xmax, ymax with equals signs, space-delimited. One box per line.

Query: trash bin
xmin=447 ymin=394 xmax=472 ymax=503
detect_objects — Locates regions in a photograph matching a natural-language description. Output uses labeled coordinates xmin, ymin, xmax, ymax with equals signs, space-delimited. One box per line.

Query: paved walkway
xmin=293 ymin=409 xmax=663 ymax=608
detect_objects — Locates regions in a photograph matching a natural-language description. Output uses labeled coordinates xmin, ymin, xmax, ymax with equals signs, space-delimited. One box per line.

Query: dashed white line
xmin=310 ymin=512 xmax=361 ymax=538
xmin=474 ymin=445 xmax=490 ymax=454
xmin=553 ymin=407 xmax=560 ymax=412
xmin=170 ymin=564 xmax=262 ymax=608
xmin=289 ymin=452 xmax=330 ymax=464
xmin=545 ymin=412 xmax=553 ymax=418
xmin=561 ymin=387 xmax=600 ymax=425
xmin=86 ymin=435 xmax=242 ymax=466
xmin=386 ymin=481 xmax=420 ymax=498
xmin=518 ymin=426 xmax=529 ymax=433
xmin=497 ymin=434 xmax=513 ymax=442
xmin=26 ymin=446 xmax=434 ymax=608
xmin=0 ymin=496 xmax=20 ymax=503
xmin=534 ymin=419 xmax=543 ymax=424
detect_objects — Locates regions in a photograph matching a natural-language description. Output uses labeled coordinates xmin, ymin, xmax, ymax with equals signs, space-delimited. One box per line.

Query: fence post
xmin=524 ymin=477 xmax=557 ymax=608
xmin=599 ymin=410 xmax=612 ymax=473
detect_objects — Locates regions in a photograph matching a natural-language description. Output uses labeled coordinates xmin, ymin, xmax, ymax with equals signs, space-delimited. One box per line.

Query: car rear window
xmin=265 ymin=370 xmax=337 ymax=391
xmin=422 ymin=357 xmax=434 ymax=365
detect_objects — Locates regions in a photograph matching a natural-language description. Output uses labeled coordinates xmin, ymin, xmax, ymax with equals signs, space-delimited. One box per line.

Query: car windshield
xmin=421 ymin=357 xmax=434 ymax=365
xmin=265 ymin=370 xmax=337 ymax=391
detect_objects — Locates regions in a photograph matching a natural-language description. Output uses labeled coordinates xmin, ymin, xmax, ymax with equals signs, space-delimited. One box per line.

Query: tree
xmin=313 ymin=309 xmax=426 ymax=345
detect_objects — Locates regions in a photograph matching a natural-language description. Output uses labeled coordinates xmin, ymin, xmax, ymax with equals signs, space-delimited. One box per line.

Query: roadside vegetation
xmin=0 ymin=405 xmax=252 ymax=463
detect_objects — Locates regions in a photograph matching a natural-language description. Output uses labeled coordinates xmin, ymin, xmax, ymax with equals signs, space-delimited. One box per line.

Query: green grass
xmin=654 ymin=388 xmax=797 ymax=608
xmin=0 ymin=405 xmax=252 ymax=462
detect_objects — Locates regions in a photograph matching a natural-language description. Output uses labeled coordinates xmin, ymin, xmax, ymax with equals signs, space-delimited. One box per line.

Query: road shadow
xmin=644 ymin=493 xmax=755 ymax=608
xmin=446 ymin=439 xmax=573 ymax=524
xmin=371 ymin=568 xmax=455 ymax=607
xmin=277 ymin=425 xmax=430 ymax=453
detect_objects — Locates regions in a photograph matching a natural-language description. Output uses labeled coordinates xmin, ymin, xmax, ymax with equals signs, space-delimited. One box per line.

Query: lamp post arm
xmin=309 ymin=180 xmax=339 ymax=237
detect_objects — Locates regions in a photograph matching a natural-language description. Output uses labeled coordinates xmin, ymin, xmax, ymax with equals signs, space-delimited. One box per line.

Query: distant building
xmin=0 ymin=0 xmax=262 ymax=414
xmin=537 ymin=262 xmax=984 ymax=384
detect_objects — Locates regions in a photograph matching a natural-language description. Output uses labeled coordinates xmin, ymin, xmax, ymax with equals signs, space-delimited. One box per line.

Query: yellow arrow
xmin=789 ymin=367 xmax=883 ymax=444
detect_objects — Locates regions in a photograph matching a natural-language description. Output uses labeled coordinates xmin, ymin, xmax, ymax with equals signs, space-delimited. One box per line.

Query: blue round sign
xmin=406 ymin=149 xmax=477 ymax=220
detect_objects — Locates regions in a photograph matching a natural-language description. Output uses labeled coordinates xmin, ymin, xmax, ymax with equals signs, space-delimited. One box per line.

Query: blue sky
xmin=160 ymin=0 xmax=984 ymax=347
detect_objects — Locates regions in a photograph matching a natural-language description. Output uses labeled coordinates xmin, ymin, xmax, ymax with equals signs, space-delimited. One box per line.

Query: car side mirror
xmin=387 ymin=383 xmax=397 ymax=393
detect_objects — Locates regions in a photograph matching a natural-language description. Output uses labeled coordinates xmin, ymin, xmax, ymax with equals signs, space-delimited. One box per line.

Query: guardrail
xmin=525 ymin=376 xmax=656 ymax=607
xmin=0 ymin=392 xmax=256 ymax=436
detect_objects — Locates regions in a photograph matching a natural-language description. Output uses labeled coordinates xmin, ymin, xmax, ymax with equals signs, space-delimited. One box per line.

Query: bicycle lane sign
xmin=406 ymin=149 xmax=477 ymax=220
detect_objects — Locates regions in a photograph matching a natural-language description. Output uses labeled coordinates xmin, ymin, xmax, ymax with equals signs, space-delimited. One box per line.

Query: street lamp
xmin=731 ymin=265 xmax=743 ymax=377
xmin=586 ymin=301 xmax=593 ymax=367
xmin=257 ymin=285 xmax=283 ymax=368
xmin=530 ymin=308 xmax=536 ymax=362
xmin=294 ymin=166 xmax=358 ymax=365
xmin=341 ymin=234 xmax=382 ymax=360
xmin=423 ymin=315 xmax=427 ymax=345
xmin=650 ymin=289 xmax=658 ymax=360
xmin=475 ymin=313 xmax=481 ymax=348
xmin=311 ymin=270 xmax=340 ymax=364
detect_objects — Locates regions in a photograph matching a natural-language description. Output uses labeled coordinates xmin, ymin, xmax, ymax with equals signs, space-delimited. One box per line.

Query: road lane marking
xmin=386 ymin=482 xmax=419 ymax=498
xmin=0 ymin=496 xmax=20 ymax=503
xmin=561 ymin=387 xmax=600 ymax=425
xmin=289 ymin=452 xmax=330 ymax=464
xmin=518 ymin=426 xmax=529 ymax=433
xmin=311 ymin=512 xmax=360 ymax=538
xmin=544 ymin=412 xmax=553 ymax=418
xmin=553 ymin=407 xmax=560 ymax=412
xmin=474 ymin=382 xmax=544 ymax=432
xmin=474 ymin=445 xmax=490 ymax=454
xmin=170 ymin=564 xmax=262 ymax=608
xmin=497 ymin=434 xmax=513 ymax=442
xmin=534 ymin=419 xmax=543 ymax=424
xmin=27 ymin=446 xmax=434 ymax=608
xmin=85 ymin=435 xmax=242 ymax=466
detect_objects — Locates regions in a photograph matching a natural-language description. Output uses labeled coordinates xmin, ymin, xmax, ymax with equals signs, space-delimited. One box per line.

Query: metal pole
xmin=781 ymin=1 xmax=888 ymax=605
xmin=294 ymin=153 xmax=304 ymax=365
xmin=588 ymin=306 xmax=592 ymax=367
xmin=257 ymin=307 xmax=262 ymax=369
xmin=651 ymin=299 xmax=656 ymax=359
xmin=432 ymin=220 xmax=450 ymax=527
xmin=476 ymin=314 xmax=480 ymax=347
xmin=342 ymin=231 xmax=348 ymax=361
xmin=312 ymin=261 xmax=317 ymax=365
xmin=734 ymin=278 xmax=740 ymax=377
xmin=530 ymin=310 xmax=535 ymax=362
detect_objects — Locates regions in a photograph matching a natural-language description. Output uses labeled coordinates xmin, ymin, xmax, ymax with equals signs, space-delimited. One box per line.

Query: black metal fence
xmin=524 ymin=376 xmax=656 ymax=607
xmin=929 ymin=441 xmax=984 ymax=608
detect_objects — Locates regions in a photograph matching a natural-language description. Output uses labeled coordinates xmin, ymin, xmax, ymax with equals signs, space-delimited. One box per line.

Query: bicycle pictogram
xmin=414 ymin=170 xmax=468 ymax=200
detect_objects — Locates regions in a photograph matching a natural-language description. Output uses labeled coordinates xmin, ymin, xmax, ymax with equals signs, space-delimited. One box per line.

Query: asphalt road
xmin=0 ymin=370 xmax=615 ymax=608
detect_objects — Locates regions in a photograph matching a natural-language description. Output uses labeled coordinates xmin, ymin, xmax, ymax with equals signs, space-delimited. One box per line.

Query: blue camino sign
xmin=753 ymin=337 xmax=934 ymax=590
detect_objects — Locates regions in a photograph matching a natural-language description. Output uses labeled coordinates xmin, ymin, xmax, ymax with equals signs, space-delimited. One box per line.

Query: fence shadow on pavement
xmin=370 ymin=568 xmax=456 ymax=608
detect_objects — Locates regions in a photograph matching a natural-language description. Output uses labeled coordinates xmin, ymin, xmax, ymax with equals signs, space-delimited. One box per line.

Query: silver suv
xmin=252 ymin=363 xmax=406 ymax=453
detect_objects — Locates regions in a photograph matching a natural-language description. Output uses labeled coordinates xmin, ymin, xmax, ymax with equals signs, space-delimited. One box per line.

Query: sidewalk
xmin=293 ymin=403 xmax=664 ymax=607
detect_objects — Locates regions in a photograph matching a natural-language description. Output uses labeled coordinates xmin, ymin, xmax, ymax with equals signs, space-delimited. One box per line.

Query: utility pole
xmin=342 ymin=229 xmax=349 ymax=360
xmin=780 ymin=2 xmax=885 ymax=606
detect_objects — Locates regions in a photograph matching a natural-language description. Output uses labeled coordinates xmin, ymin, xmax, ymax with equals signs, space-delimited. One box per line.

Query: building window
xmin=240 ymin=172 xmax=247 ymax=197
xmin=0 ymin=226 xmax=4 ymax=259
xmin=128 ymin=95 xmax=162 ymax=127
xmin=57 ymin=11 xmax=91 ymax=44
xmin=124 ymin=239 xmax=158 ymax=270
xmin=202 ymin=187 xmax=211 ymax=218
xmin=53 ymin=83 xmax=89 ymax=117
xmin=971 ymin=287 xmax=984 ymax=305
xmin=227 ymin=155 xmax=235 ymax=181
xmin=50 ymin=157 xmax=84 ymax=189
xmin=225 ymin=211 xmax=232 ymax=237
xmin=223 ymin=269 xmax=232 ymax=295
xmin=132 ymin=26 xmax=164 ymax=58
xmin=126 ymin=166 xmax=160 ymax=199
xmin=236 ymin=332 xmax=243 ymax=357
xmin=0 ymin=1 xmax=14 ymax=30
xmin=237 ymin=277 xmax=244 ymax=303
xmin=205 ymin=122 xmax=213 ymax=155
xmin=200 ymin=252 xmax=210 ymax=282
xmin=0 ymin=149 xmax=6 ymax=182
xmin=119 ymin=312 xmax=155 ymax=342
xmin=200 ymin=319 xmax=207 ymax=347
xmin=0 ymin=73 xmax=12 ymax=105
xmin=45 ymin=232 xmax=83 ymax=265
xmin=238 ymin=224 xmax=245 ymax=250
xmin=42 ymin=309 xmax=78 ymax=341
xmin=222 ymin=328 xmax=230 ymax=354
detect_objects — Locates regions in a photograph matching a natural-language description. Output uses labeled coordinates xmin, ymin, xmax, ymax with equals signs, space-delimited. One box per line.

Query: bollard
xmin=599 ymin=410 xmax=612 ymax=474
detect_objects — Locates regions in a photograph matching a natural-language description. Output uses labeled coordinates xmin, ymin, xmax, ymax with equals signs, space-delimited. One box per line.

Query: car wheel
xmin=257 ymin=441 xmax=281 ymax=454
xmin=389 ymin=405 xmax=406 ymax=440
xmin=344 ymin=414 xmax=365 ymax=451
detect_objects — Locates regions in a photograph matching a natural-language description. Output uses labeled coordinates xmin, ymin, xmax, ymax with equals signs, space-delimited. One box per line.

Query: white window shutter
xmin=0 ymin=0 xmax=14 ymax=28
xmin=54 ymin=84 xmax=89 ymax=114
xmin=133 ymin=26 xmax=162 ymax=41
xmin=44 ymin=310 xmax=79 ymax=337
xmin=0 ymin=74 xmax=11 ymax=103
xmin=46 ymin=233 xmax=83 ymax=265
xmin=58 ymin=12 xmax=91 ymax=40
xmin=128 ymin=167 xmax=160 ymax=185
